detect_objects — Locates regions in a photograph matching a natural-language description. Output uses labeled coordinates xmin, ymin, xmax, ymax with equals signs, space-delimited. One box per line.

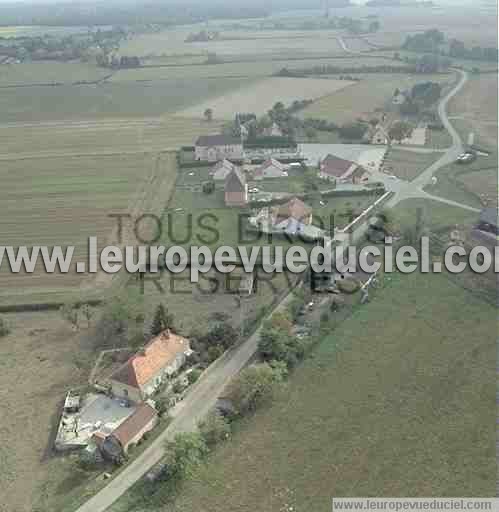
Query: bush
xmin=338 ymin=122 xmax=368 ymax=140
xmin=163 ymin=432 xmax=208 ymax=481
xmin=187 ymin=369 xmax=202 ymax=385
xmin=198 ymin=412 xmax=231 ymax=447
xmin=0 ymin=317 xmax=10 ymax=337
xmin=337 ymin=279 xmax=360 ymax=294
xmin=202 ymin=181 xmax=215 ymax=194
xmin=226 ymin=363 xmax=281 ymax=416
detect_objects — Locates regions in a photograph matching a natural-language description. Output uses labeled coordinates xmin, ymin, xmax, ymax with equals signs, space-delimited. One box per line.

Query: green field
xmin=0 ymin=61 xmax=110 ymax=86
xmin=298 ymin=73 xmax=452 ymax=124
xmin=423 ymin=154 xmax=498 ymax=210
xmin=393 ymin=198 xmax=479 ymax=231
xmin=383 ymin=148 xmax=443 ymax=181
xmin=109 ymin=56 xmax=398 ymax=83
xmin=0 ymin=77 xmax=250 ymax=122
xmin=109 ymin=271 xmax=496 ymax=512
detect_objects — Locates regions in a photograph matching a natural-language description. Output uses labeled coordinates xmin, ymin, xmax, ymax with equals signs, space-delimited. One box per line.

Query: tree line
xmin=403 ymin=29 xmax=498 ymax=62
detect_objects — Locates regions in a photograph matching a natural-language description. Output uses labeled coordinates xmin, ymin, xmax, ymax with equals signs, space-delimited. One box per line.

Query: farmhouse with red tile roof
xmin=107 ymin=330 xmax=192 ymax=403
xmin=101 ymin=403 xmax=158 ymax=461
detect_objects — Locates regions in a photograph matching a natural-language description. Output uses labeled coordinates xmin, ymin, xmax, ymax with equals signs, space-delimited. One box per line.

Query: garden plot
xmin=174 ymin=77 xmax=355 ymax=120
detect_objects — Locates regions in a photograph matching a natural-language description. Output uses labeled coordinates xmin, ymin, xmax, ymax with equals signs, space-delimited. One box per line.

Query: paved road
xmin=75 ymin=68 xmax=474 ymax=512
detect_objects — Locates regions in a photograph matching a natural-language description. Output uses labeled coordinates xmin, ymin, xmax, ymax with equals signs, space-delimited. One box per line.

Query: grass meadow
xmin=298 ymin=73 xmax=452 ymax=124
xmin=0 ymin=61 xmax=110 ymax=86
xmin=0 ymin=77 xmax=250 ymax=123
xmin=383 ymin=148 xmax=443 ymax=181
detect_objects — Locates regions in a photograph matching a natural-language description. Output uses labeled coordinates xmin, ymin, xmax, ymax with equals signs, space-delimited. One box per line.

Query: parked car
xmin=456 ymin=151 xmax=476 ymax=164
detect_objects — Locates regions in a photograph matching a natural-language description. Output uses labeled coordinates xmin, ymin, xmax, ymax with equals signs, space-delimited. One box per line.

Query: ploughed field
xmin=0 ymin=151 xmax=178 ymax=306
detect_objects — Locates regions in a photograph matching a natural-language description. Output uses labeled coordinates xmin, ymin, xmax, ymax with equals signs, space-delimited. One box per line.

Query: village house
xmin=224 ymin=167 xmax=248 ymax=207
xmin=263 ymin=122 xmax=283 ymax=137
xmin=253 ymin=158 xmax=288 ymax=179
xmin=106 ymin=330 xmax=192 ymax=403
xmin=319 ymin=154 xmax=369 ymax=184
xmin=101 ymin=402 xmax=158 ymax=462
xmin=195 ymin=134 xmax=243 ymax=162
xmin=392 ymin=90 xmax=408 ymax=105
xmin=254 ymin=197 xmax=314 ymax=236
xmin=210 ymin=158 xmax=237 ymax=180
xmin=368 ymin=124 xmax=390 ymax=145
xmin=476 ymin=207 xmax=499 ymax=236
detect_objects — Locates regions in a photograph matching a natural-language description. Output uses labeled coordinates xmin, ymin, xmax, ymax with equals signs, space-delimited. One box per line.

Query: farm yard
xmin=109 ymin=271 xmax=496 ymax=512
xmin=175 ymin=77 xmax=356 ymax=120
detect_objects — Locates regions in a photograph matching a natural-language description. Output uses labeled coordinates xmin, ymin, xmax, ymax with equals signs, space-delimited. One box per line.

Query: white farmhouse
xmin=253 ymin=158 xmax=288 ymax=180
xmin=210 ymin=159 xmax=237 ymax=180
xmin=195 ymin=134 xmax=243 ymax=162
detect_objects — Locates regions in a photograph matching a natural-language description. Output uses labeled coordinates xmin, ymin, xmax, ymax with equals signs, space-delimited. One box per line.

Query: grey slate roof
xmin=196 ymin=134 xmax=241 ymax=147
xmin=480 ymin=207 xmax=499 ymax=227
xmin=225 ymin=167 xmax=246 ymax=192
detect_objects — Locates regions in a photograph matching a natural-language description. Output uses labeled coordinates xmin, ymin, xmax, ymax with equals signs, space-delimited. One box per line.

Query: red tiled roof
xmin=109 ymin=330 xmax=190 ymax=389
xmin=272 ymin=197 xmax=312 ymax=222
xmin=111 ymin=403 xmax=157 ymax=448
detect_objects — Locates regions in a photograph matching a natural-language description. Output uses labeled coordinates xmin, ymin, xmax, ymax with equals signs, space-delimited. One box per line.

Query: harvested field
xmin=0 ymin=116 xmax=222 ymax=160
xmin=361 ymin=5 xmax=497 ymax=47
xmin=0 ymin=310 xmax=92 ymax=512
xmin=342 ymin=36 xmax=375 ymax=52
xmin=174 ymin=77 xmax=355 ymax=120
xmin=298 ymin=73 xmax=452 ymax=124
xmin=120 ymin=27 xmax=346 ymax=58
xmin=0 ymin=151 xmax=178 ymax=306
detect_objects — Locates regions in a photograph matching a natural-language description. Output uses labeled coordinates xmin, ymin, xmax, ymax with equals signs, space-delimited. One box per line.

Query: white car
xmin=387 ymin=175 xmax=397 ymax=180
xmin=250 ymin=187 xmax=260 ymax=193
